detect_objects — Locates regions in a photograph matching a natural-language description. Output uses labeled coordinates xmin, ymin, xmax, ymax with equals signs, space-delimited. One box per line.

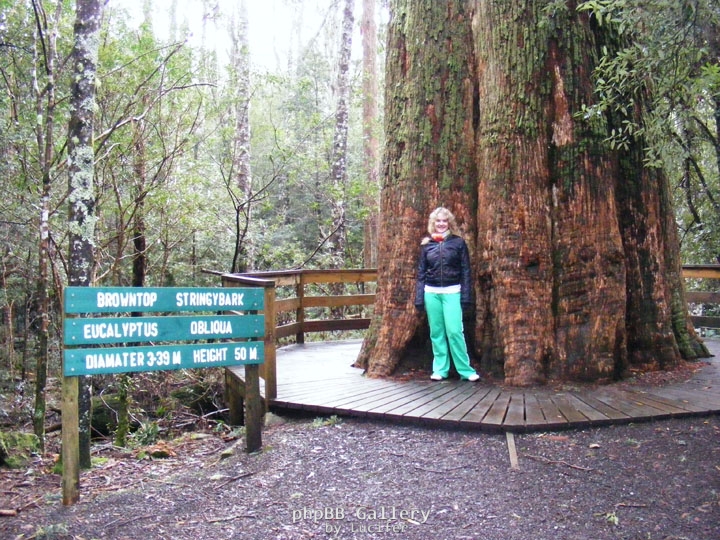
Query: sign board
xmin=64 ymin=341 xmax=264 ymax=376
xmin=62 ymin=285 xmax=267 ymax=505
xmin=64 ymin=314 xmax=263 ymax=345
xmin=62 ymin=286 xmax=265 ymax=376
xmin=64 ymin=286 xmax=263 ymax=313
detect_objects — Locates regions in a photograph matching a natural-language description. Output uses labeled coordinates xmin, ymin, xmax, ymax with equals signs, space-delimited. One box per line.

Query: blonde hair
xmin=427 ymin=207 xmax=458 ymax=235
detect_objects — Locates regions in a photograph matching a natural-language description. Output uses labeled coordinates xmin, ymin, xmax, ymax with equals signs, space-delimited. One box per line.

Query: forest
xmin=1 ymin=0 xmax=719 ymax=451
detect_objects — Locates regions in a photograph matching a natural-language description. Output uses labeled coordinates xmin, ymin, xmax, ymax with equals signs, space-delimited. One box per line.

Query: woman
xmin=414 ymin=207 xmax=480 ymax=382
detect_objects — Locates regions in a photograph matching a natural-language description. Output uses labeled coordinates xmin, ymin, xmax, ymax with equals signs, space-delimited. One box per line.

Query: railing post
xmin=262 ymin=284 xmax=277 ymax=401
xmin=296 ymin=272 xmax=305 ymax=344
xmin=244 ymin=364 xmax=262 ymax=452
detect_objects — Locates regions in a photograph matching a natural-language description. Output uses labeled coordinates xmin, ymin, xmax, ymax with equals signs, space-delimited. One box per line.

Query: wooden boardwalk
xmin=229 ymin=338 xmax=720 ymax=432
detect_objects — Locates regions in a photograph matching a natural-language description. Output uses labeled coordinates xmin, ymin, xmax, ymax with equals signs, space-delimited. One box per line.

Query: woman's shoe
xmin=467 ymin=374 xmax=480 ymax=382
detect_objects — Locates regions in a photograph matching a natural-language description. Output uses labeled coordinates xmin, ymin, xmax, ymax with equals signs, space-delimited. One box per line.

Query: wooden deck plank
xmin=413 ymin=382 xmax=475 ymax=421
xmin=276 ymin=377 xmax=388 ymax=401
xmin=629 ymin=390 xmax=707 ymax=413
xmin=381 ymin=384 xmax=462 ymax=418
xmin=523 ymin=393 xmax=548 ymax=426
xmin=417 ymin=383 xmax=481 ymax=420
xmin=561 ymin=393 xmax=612 ymax=423
xmin=569 ymin=393 xmax=630 ymax=421
xmin=622 ymin=389 xmax=702 ymax=416
xmin=438 ymin=387 xmax=496 ymax=423
xmin=589 ymin=389 xmax=670 ymax=420
xmin=276 ymin=379 xmax=375 ymax=400
xmin=503 ymin=393 xmax=526 ymax=428
xmin=459 ymin=388 xmax=505 ymax=425
xmin=349 ymin=383 xmax=439 ymax=414
xmin=649 ymin=386 xmax=720 ymax=411
xmin=231 ymin=338 xmax=720 ymax=432
xmin=534 ymin=393 xmax=570 ymax=428
xmin=322 ymin=381 xmax=423 ymax=410
xmin=549 ymin=393 xmax=593 ymax=425
xmin=479 ymin=393 xmax=511 ymax=427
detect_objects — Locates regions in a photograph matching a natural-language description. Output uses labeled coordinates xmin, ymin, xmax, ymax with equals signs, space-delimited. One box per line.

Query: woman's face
xmin=434 ymin=215 xmax=449 ymax=234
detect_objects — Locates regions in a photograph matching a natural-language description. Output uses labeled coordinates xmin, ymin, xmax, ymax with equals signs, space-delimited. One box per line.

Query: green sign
xmin=64 ymin=341 xmax=264 ymax=376
xmin=64 ymin=286 xmax=263 ymax=314
xmin=64 ymin=314 xmax=263 ymax=345
xmin=63 ymin=286 xmax=265 ymax=377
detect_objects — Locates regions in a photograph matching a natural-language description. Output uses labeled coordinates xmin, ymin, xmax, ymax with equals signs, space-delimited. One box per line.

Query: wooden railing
xmin=682 ymin=264 xmax=720 ymax=335
xmin=220 ymin=265 xmax=717 ymax=401
xmin=221 ymin=269 xmax=377 ymax=399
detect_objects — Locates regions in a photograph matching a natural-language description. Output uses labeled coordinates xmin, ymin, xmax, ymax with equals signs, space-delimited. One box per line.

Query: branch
xmin=522 ymin=453 xmax=594 ymax=471
xmin=295 ymin=220 xmax=345 ymax=269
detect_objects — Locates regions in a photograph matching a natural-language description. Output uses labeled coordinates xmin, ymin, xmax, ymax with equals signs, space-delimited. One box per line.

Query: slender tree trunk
xmin=31 ymin=0 xmax=63 ymax=451
xmin=328 ymin=0 xmax=355 ymax=273
xmin=0 ymin=270 xmax=15 ymax=372
xmin=132 ymin=115 xmax=148 ymax=291
xmin=358 ymin=0 xmax=705 ymax=385
xmin=361 ymin=0 xmax=380 ymax=269
xmin=67 ymin=0 xmax=104 ymax=465
xmin=230 ymin=0 xmax=252 ymax=273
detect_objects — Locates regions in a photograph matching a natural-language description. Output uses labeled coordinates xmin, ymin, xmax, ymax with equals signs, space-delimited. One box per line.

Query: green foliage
xmin=129 ymin=420 xmax=160 ymax=447
xmin=33 ymin=522 xmax=70 ymax=540
xmin=1 ymin=1 xmax=382 ymax=386
xmin=312 ymin=414 xmax=342 ymax=427
xmin=577 ymin=0 xmax=720 ymax=262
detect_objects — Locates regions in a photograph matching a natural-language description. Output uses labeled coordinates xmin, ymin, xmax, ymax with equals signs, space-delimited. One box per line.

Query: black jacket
xmin=414 ymin=234 xmax=472 ymax=307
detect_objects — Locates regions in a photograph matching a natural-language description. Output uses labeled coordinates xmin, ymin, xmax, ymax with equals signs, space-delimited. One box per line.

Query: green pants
xmin=424 ymin=291 xmax=477 ymax=379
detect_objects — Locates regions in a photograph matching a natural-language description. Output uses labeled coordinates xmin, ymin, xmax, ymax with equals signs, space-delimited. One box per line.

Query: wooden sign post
xmin=61 ymin=286 xmax=265 ymax=505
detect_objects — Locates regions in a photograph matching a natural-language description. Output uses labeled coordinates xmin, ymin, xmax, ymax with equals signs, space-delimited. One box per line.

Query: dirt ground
xmin=1 ymin=409 xmax=719 ymax=540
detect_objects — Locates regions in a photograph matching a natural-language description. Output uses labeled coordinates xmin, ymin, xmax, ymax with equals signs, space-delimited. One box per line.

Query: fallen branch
xmin=413 ymin=465 xmax=466 ymax=474
xmin=214 ymin=471 xmax=255 ymax=490
xmin=104 ymin=513 xmax=156 ymax=528
xmin=522 ymin=454 xmax=593 ymax=471
xmin=17 ymin=495 xmax=45 ymax=513
xmin=615 ymin=502 xmax=647 ymax=508
xmin=204 ymin=513 xmax=256 ymax=523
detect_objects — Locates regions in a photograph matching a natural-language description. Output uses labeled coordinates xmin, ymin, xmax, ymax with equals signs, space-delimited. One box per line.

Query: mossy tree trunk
xmin=357 ymin=0 xmax=477 ymax=376
xmin=67 ymin=0 xmax=104 ymax=464
xmin=357 ymin=0 xmax=706 ymax=385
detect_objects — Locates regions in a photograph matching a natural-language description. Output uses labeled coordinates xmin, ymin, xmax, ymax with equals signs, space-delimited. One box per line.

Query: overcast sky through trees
xmin=114 ymin=0 xmax=378 ymax=71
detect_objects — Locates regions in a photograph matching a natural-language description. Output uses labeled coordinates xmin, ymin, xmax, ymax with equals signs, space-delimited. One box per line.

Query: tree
xmin=357 ymin=0 xmax=707 ymax=385
xmin=228 ymin=0 xmax=253 ymax=273
xmin=361 ymin=0 xmax=381 ymax=268
xmin=30 ymin=0 xmax=66 ymax=452
xmin=67 ymin=0 xmax=105 ymax=467
xmin=327 ymin=0 xmax=354 ymax=271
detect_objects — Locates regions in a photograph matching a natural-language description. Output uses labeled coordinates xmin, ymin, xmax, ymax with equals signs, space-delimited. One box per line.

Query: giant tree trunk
xmin=357 ymin=0 xmax=706 ymax=385
xmin=357 ymin=0 xmax=477 ymax=376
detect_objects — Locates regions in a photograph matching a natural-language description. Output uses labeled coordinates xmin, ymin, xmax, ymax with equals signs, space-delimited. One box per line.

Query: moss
xmin=0 ymin=431 xmax=40 ymax=468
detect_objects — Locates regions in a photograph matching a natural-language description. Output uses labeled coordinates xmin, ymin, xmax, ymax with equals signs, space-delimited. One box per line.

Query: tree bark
xmin=358 ymin=0 xmax=706 ymax=385
xmin=67 ymin=0 xmax=104 ymax=464
xmin=328 ymin=0 xmax=355 ymax=272
xmin=230 ymin=0 xmax=253 ymax=274
xmin=31 ymin=0 xmax=63 ymax=452
xmin=361 ymin=0 xmax=380 ymax=269
xmin=357 ymin=0 xmax=477 ymax=376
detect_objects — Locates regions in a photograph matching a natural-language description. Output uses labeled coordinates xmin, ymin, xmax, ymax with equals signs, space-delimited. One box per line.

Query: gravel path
xmin=2 ymin=413 xmax=718 ymax=539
